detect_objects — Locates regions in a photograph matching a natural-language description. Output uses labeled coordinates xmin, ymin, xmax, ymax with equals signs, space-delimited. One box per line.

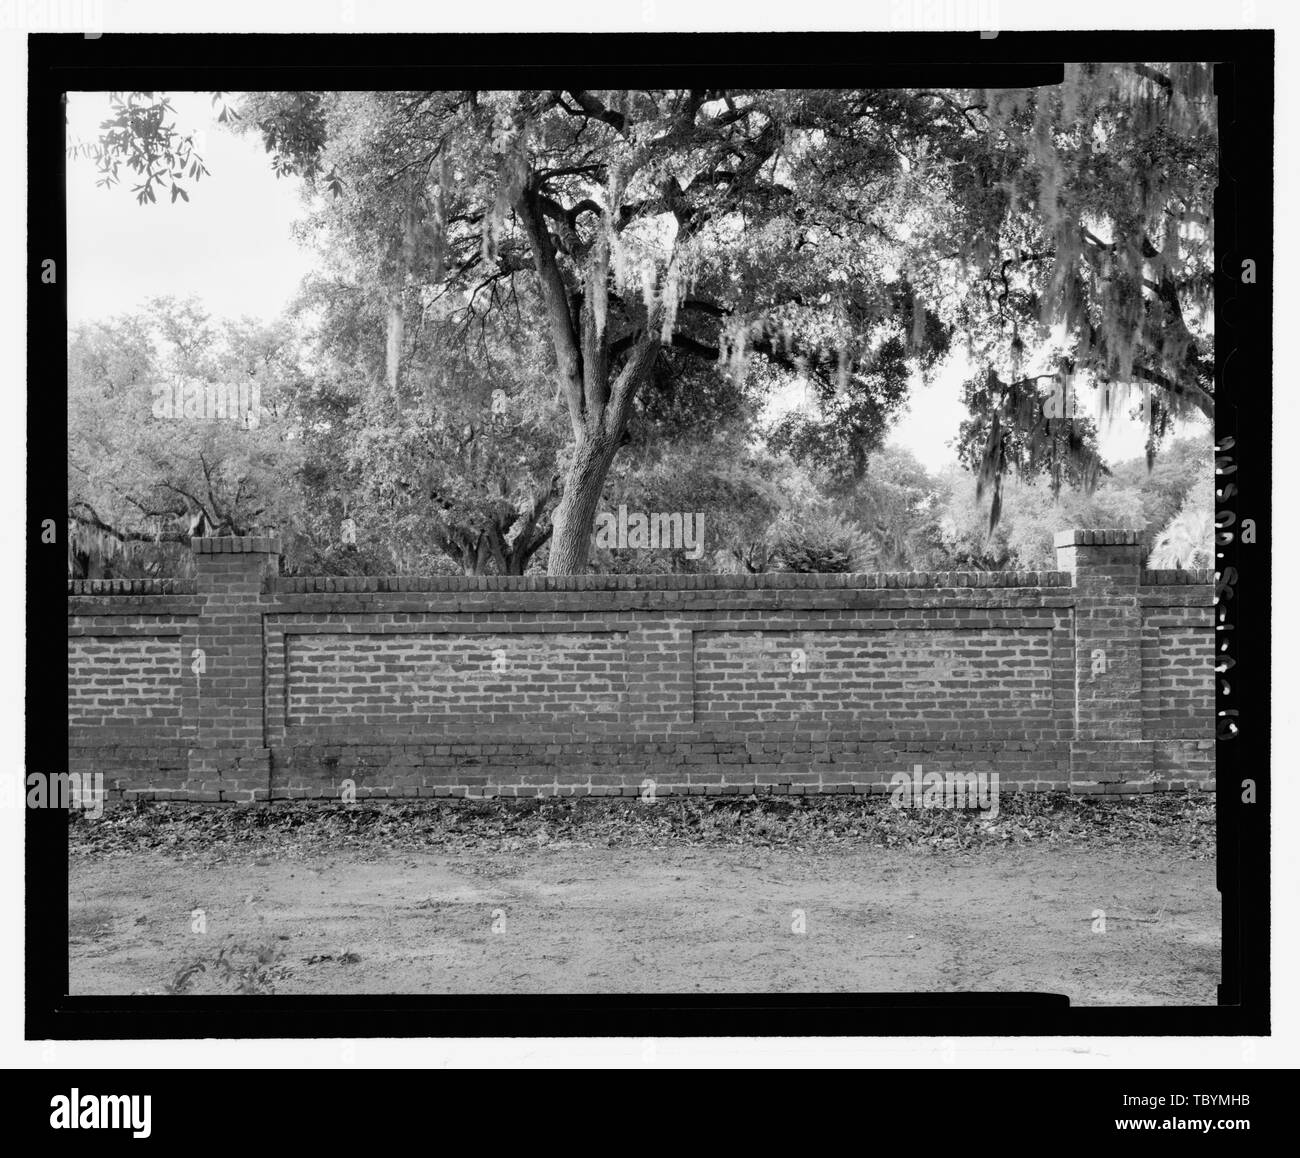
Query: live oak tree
xmin=85 ymin=88 xmax=959 ymax=573
xmin=278 ymin=90 xmax=970 ymax=573
xmin=286 ymin=125 xmax=767 ymax=577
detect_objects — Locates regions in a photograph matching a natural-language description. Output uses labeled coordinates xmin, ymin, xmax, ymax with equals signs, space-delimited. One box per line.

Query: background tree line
xmin=68 ymin=293 xmax=1210 ymax=579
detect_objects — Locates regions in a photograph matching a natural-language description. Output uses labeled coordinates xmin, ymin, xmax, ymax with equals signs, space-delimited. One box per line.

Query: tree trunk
xmin=502 ymin=537 xmax=536 ymax=575
xmin=547 ymin=430 xmax=622 ymax=575
xmin=514 ymin=182 xmax=664 ymax=575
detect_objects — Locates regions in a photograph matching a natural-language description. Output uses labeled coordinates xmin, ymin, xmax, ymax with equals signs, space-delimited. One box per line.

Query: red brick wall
xmin=1138 ymin=571 xmax=1216 ymax=786
xmin=285 ymin=631 xmax=631 ymax=730
xmin=66 ymin=534 xmax=1215 ymax=803
xmin=691 ymin=618 xmax=1068 ymax=738
xmin=1141 ymin=612 xmax=1215 ymax=739
xmin=69 ymin=633 xmax=185 ymax=731
xmin=66 ymin=587 xmax=199 ymax=786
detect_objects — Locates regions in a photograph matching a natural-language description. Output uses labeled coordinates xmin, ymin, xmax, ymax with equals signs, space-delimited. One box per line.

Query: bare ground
xmin=67 ymin=794 xmax=1219 ymax=1004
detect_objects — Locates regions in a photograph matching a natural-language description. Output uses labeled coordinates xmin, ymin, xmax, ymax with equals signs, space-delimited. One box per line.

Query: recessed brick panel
xmin=285 ymin=631 xmax=629 ymax=729
xmin=692 ymin=626 xmax=1060 ymax=738
xmin=1141 ymin=611 xmax=1215 ymax=739
xmin=68 ymin=634 xmax=184 ymax=729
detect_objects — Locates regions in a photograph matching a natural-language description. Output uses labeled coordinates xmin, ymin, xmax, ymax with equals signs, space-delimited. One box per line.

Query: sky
xmin=65 ymin=91 xmax=317 ymax=325
xmin=65 ymin=90 xmax=1205 ymax=473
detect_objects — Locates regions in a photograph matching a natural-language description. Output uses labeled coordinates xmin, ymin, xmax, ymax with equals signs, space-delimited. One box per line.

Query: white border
xmin=0 ymin=0 xmax=1293 ymax=1070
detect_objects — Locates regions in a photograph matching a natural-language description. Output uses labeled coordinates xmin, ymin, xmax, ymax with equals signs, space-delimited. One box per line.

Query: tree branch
xmin=563 ymin=91 xmax=628 ymax=135
xmin=70 ymin=502 xmax=189 ymax=545
xmin=606 ymin=310 xmax=663 ymax=437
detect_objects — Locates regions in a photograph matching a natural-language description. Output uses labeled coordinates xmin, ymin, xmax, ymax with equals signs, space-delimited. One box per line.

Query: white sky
xmin=65 ymin=91 xmax=316 ymax=324
xmin=65 ymin=89 xmax=1205 ymax=472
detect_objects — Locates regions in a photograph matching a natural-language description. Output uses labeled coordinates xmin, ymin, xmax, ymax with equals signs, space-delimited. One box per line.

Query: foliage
xmin=921 ymin=434 xmax=1210 ymax=570
xmin=68 ymin=297 xmax=306 ymax=578
xmin=70 ymin=792 xmax=1215 ymax=861
xmin=82 ymin=88 xmax=966 ymax=570
xmin=1148 ymin=475 xmax=1214 ymax=569
xmin=166 ymin=938 xmax=291 ymax=996
xmin=839 ymin=444 xmax=945 ymax=571
xmin=931 ymin=65 xmax=1216 ymax=514
xmin=594 ymin=438 xmax=761 ymax=574
xmin=771 ymin=504 xmax=872 ymax=573
xmin=75 ymin=72 xmax=1216 ymax=565
xmin=1107 ymin=433 xmax=1214 ymax=548
xmin=75 ymin=91 xmax=215 ymax=204
xmin=954 ymin=365 xmax=1107 ymax=530
xmin=286 ymin=264 xmax=568 ymax=575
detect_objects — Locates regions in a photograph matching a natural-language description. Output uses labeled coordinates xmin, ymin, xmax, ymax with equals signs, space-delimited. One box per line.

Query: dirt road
xmin=69 ymin=840 xmax=1218 ymax=1003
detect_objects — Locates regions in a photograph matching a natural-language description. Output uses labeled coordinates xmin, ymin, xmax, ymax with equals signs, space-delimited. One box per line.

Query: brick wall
xmin=69 ymin=633 xmax=186 ymax=731
xmin=66 ymin=531 xmax=1215 ymax=803
xmin=691 ymin=619 xmax=1067 ymax=736
xmin=1138 ymin=569 xmax=1216 ymax=786
xmin=285 ymin=631 xmax=631 ymax=731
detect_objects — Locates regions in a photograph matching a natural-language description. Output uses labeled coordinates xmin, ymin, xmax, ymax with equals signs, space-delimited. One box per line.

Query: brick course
xmin=66 ymin=531 xmax=1215 ymax=802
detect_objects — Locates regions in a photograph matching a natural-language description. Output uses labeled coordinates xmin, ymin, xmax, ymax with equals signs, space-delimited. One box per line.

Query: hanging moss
xmin=589 ymin=234 xmax=609 ymax=338
xmin=385 ymin=297 xmax=403 ymax=393
xmin=659 ymin=237 xmax=701 ymax=344
xmin=639 ymin=259 xmax=656 ymax=317
xmin=835 ymin=342 xmax=850 ymax=396
xmin=428 ymin=153 xmax=449 ymax=282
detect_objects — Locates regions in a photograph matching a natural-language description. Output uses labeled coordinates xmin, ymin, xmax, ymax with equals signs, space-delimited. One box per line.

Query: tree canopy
xmin=68 ymin=297 xmax=306 ymax=578
xmin=74 ymin=71 xmax=1215 ymax=574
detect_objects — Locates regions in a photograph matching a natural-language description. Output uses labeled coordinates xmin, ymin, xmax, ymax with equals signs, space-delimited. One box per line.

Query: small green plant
xmin=773 ymin=506 xmax=870 ymax=573
xmin=1148 ymin=476 xmax=1213 ymax=569
xmin=167 ymin=937 xmax=289 ymax=995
